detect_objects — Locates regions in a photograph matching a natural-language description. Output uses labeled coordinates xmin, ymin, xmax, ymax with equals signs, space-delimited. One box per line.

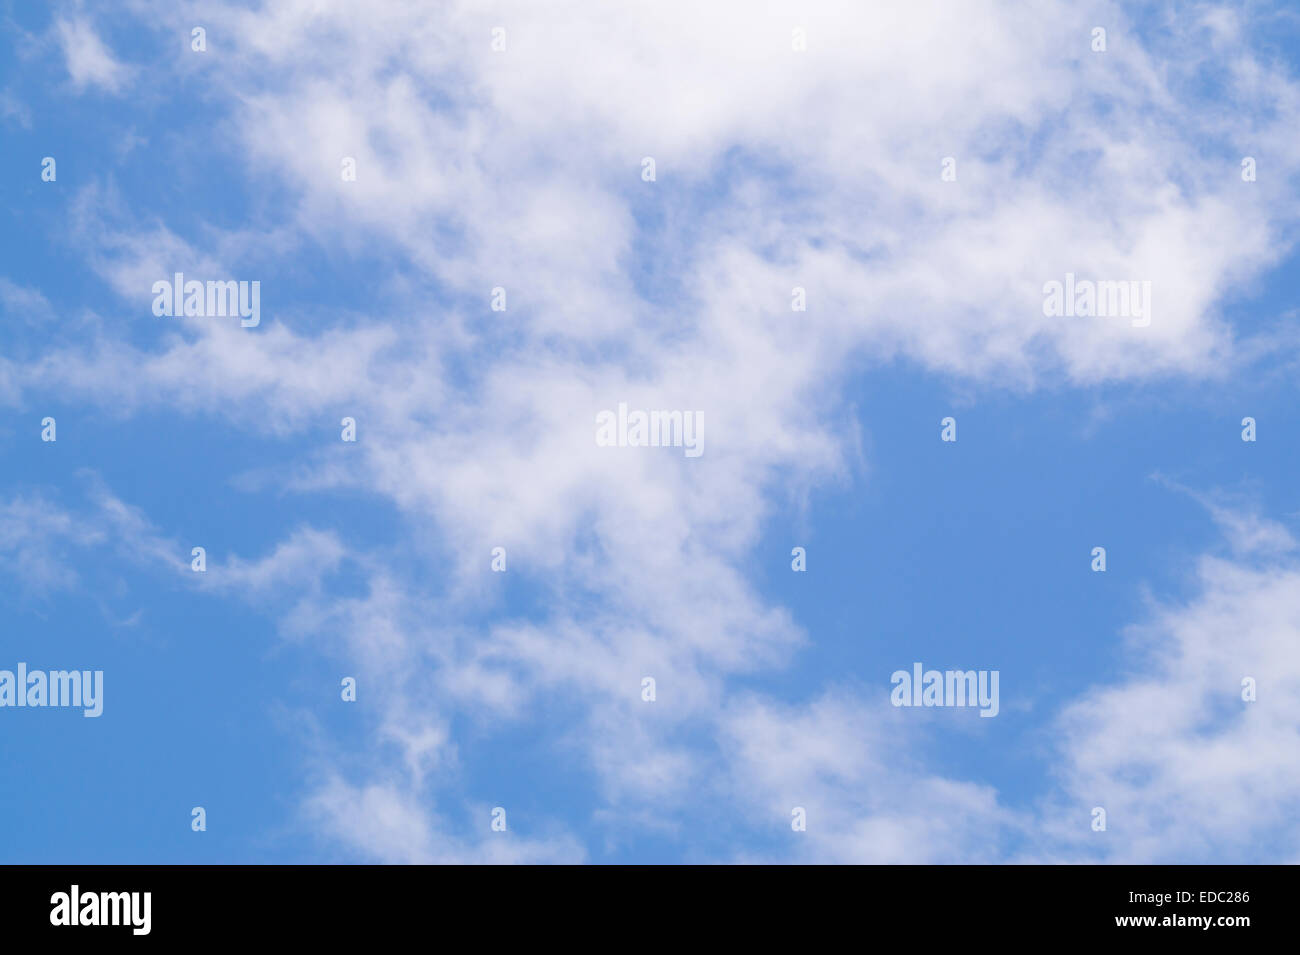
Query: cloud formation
xmin=7 ymin=0 xmax=1300 ymax=861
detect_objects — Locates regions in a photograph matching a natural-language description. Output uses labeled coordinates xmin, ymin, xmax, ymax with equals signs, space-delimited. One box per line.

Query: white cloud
xmin=1046 ymin=548 xmax=1300 ymax=862
xmin=304 ymin=776 xmax=585 ymax=864
xmin=0 ymin=493 xmax=103 ymax=594
xmin=54 ymin=17 xmax=129 ymax=94
xmin=12 ymin=0 xmax=1300 ymax=861
xmin=719 ymin=691 xmax=1014 ymax=863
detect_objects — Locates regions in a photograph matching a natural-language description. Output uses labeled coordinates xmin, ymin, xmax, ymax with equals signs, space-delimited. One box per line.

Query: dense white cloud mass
xmin=9 ymin=0 xmax=1300 ymax=860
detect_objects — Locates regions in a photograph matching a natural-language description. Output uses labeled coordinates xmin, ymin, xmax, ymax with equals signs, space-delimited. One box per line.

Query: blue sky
xmin=2 ymin=0 xmax=1299 ymax=864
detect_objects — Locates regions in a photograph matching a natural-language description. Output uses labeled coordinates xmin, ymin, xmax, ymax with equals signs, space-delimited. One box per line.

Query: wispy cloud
xmin=54 ymin=16 xmax=130 ymax=94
